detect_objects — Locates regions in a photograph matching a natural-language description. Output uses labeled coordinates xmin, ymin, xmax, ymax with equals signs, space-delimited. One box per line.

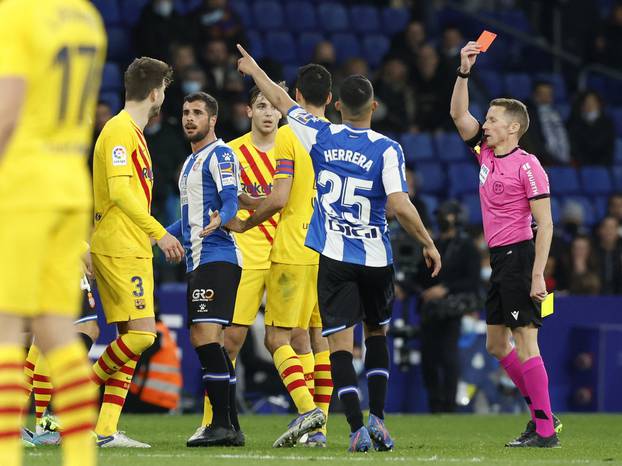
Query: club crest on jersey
xmin=112 ymin=145 xmax=127 ymax=166
xmin=134 ymin=298 xmax=146 ymax=310
xmin=192 ymin=160 xmax=203 ymax=171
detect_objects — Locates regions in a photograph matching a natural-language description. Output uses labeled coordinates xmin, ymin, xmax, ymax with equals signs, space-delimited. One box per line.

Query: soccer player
xmin=90 ymin=57 xmax=184 ymax=448
xmin=450 ymin=41 xmax=560 ymax=447
xmin=0 ymin=0 xmax=106 ymax=464
xmin=167 ymin=92 xmax=242 ymax=447
xmin=228 ymin=64 xmax=335 ymax=448
xmin=236 ymin=45 xmax=441 ymax=452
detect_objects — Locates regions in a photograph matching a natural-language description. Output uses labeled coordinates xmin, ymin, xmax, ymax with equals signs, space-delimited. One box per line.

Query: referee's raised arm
xmin=450 ymin=41 xmax=482 ymax=142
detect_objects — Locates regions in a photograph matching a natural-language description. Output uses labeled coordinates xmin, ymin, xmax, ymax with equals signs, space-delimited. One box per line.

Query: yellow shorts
xmin=92 ymin=254 xmax=154 ymax=324
xmin=265 ymin=263 xmax=320 ymax=329
xmin=0 ymin=209 xmax=89 ymax=316
xmin=232 ymin=268 xmax=269 ymax=326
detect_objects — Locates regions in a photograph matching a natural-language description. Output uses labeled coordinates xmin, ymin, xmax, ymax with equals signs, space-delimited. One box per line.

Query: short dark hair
xmin=184 ymin=92 xmax=218 ymax=117
xmin=124 ymin=57 xmax=173 ymax=102
xmin=249 ymin=81 xmax=288 ymax=106
xmin=295 ymin=64 xmax=332 ymax=107
xmin=339 ymin=75 xmax=373 ymax=116
xmin=490 ymin=98 xmax=530 ymax=137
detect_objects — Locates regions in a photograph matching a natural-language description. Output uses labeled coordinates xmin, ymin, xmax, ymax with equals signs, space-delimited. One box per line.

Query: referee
xmin=450 ymin=42 xmax=560 ymax=448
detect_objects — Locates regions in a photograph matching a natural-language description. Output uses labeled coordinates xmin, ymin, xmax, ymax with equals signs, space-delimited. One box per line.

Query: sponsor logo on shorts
xmin=511 ymin=310 xmax=519 ymax=320
xmin=135 ymin=298 xmax=146 ymax=310
xmin=192 ymin=289 xmax=215 ymax=302
xmin=198 ymin=303 xmax=208 ymax=312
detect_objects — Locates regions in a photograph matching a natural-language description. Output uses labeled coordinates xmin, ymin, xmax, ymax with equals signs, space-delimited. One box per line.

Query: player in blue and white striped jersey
xmin=166 ymin=92 xmax=242 ymax=447
xmin=236 ymin=45 xmax=441 ymax=452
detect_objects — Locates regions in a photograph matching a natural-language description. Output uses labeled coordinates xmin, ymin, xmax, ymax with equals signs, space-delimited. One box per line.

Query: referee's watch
xmin=456 ymin=67 xmax=470 ymax=79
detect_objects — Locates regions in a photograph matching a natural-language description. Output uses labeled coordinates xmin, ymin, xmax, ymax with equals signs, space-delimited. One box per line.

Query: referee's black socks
xmin=196 ymin=343 xmax=231 ymax=428
xmin=330 ymin=350 xmax=364 ymax=432
xmin=222 ymin=348 xmax=240 ymax=431
xmin=365 ymin=335 xmax=390 ymax=419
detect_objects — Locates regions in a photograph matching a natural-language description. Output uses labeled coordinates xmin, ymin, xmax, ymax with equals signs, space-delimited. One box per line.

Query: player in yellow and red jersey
xmin=190 ymin=83 xmax=284 ymax=444
xmin=90 ymin=58 xmax=184 ymax=448
xmin=0 ymin=1 xmax=106 ymax=464
xmin=228 ymin=65 xmax=334 ymax=448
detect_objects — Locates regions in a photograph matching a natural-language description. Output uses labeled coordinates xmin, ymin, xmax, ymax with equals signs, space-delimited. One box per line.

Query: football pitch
xmin=24 ymin=413 xmax=621 ymax=465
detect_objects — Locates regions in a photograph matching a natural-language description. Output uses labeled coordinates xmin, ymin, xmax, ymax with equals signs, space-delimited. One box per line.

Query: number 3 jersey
xmin=286 ymin=105 xmax=408 ymax=267
xmin=0 ymin=0 xmax=106 ymax=210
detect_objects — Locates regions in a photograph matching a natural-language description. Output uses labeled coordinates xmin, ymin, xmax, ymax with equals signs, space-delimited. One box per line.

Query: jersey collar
xmin=494 ymin=146 xmax=520 ymax=158
xmin=192 ymin=138 xmax=221 ymax=157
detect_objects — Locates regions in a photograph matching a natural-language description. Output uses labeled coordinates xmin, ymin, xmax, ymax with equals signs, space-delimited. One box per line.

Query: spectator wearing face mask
xmin=567 ymin=91 xmax=616 ymax=166
xmin=189 ymin=0 xmax=247 ymax=50
xmin=134 ymin=0 xmax=188 ymax=62
xmin=162 ymin=65 xmax=207 ymax=121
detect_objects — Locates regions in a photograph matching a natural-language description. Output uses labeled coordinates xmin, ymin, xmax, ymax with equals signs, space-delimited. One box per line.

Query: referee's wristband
xmin=456 ymin=67 xmax=470 ymax=79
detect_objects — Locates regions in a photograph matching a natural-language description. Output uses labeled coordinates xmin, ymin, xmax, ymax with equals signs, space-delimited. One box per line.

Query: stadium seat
xmin=615 ymin=138 xmax=622 ymax=165
xmin=561 ymin=196 xmax=596 ymax=226
xmin=418 ymin=194 xmax=439 ymax=218
xmin=106 ymin=27 xmax=133 ymax=63
xmin=246 ymin=30 xmax=265 ymax=60
xmin=120 ymin=0 xmax=150 ymax=27
xmin=92 ymin=0 xmax=122 ymax=26
xmin=448 ymin=163 xmax=479 ymax=197
xmin=612 ymin=166 xmax=622 ymax=190
xmin=400 ymin=133 xmax=435 ymax=162
xmin=101 ymin=63 xmax=122 ymax=92
xmin=496 ymin=9 xmax=533 ymax=33
xmin=282 ymin=65 xmax=299 ymax=86
xmin=253 ymin=1 xmax=284 ymax=31
xmin=381 ymin=7 xmax=410 ymax=36
xmin=330 ymin=33 xmax=361 ymax=63
xmin=265 ymin=31 xmax=297 ymax=64
xmin=610 ymin=107 xmax=622 ymax=136
xmin=230 ymin=0 xmax=252 ymax=27
xmin=99 ymin=91 xmax=122 ymax=114
xmin=285 ymin=1 xmax=317 ymax=32
xmin=550 ymin=196 xmax=561 ymax=224
xmin=504 ymin=73 xmax=532 ymax=101
xmin=361 ymin=34 xmax=390 ymax=68
xmin=477 ymin=70 xmax=504 ymax=99
xmin=593 ymin=196 xmax=609 ymax=220
xmin=469 ymin=103 xmax=485 ymax=122
xmin=535 ymin=73 xmax=567 ymax=103
xmin=461 ymin=194 xmax=482 ymax=225
xmin=350 ymin=5 xmax=380 ymax=33
xmin=547 ymin=166 xmax=580 ymax=195
xmin=434 ymin=132 xmax=470 ymax=163
xmin=297 ymin=32 xmax=324 ymax=63
xmin=579 ymin=166 xmax=613 ymax=196
xmin=415 ymin=163 xmax=446 ymax=194
xmin=318 ymin=3 xmax=349 ymax=32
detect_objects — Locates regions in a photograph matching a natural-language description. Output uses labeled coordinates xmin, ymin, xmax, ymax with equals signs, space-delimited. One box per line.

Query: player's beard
xmin=185 ymin=122 xmax=211 ymax=143
xmin=148 ymin=103 xmax=161 ymax=120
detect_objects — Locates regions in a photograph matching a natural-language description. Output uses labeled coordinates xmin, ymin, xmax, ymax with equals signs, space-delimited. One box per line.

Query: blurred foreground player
xmin=236 ymin=45 xmax=441 ymax=452
xmin=0 ymin=1 xmax=106 ymax=465
xmin=450 ymin=41 xmax=561 ymax=447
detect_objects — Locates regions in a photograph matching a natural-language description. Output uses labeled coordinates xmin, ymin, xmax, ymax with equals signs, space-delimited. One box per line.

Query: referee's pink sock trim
xmin=499 ymin=349 xmax=535 ymax=421
xmin=522 ymin=356 xmax=555 ymax=438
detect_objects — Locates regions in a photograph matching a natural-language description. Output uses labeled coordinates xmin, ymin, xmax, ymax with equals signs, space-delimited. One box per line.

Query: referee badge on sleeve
xmin=112 ymin=145 xmax=128 ymax=166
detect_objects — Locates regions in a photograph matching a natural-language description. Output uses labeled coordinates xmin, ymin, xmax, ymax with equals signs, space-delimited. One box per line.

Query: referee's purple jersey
xmin=470 ymin=141 xmax=550 ymax=248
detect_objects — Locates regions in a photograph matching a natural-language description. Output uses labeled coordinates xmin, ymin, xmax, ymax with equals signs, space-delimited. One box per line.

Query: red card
xmin=476 ymin=30 xmax=497 ymax=52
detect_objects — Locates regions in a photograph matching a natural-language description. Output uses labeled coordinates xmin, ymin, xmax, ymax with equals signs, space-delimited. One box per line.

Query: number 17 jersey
xmin=0 ymin=0 xmax=106 ymax=210
xmin=286 ymin=105 xmax=408 ymax=267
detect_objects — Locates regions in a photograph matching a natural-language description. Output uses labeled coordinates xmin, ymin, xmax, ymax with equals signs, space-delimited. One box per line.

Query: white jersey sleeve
xmin=381 ymin=143 xmax=408 ymax=195
xmin=286 ymin=105 xmax=329 ymax=153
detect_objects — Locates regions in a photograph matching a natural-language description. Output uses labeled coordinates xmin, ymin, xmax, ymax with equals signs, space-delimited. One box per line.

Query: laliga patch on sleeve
xmin=219 ymin=162 xmax=236 ymax=186
xmin=111 ymin=145 xmax=128 ymax=166
xmin=289 ymin=106 xmax=317 ymax=125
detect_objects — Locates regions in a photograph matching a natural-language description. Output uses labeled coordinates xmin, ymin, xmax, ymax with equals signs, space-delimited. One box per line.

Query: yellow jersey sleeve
xmin=273 ymin=127 xmax=295 ymax=180
xmin=0 ymin=1 xmax=31 ymax=76
xmin=101 ymin=123 xmax=137 ymax=178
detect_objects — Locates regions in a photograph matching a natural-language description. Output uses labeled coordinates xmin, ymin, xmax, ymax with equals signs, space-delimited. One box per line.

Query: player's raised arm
xmin=450 ymin=41 xmax=482 ymax=142
xmin=236 ymin=44 xmax=296 ymax=116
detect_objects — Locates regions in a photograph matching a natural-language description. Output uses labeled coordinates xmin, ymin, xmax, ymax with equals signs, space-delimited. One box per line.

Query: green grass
xmin=24 ymin=413 xmax=622 ymax=465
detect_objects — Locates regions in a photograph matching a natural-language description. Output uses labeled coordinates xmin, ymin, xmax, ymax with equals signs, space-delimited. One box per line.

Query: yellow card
xmin=541 ymin=292 xmax=554 ymax=317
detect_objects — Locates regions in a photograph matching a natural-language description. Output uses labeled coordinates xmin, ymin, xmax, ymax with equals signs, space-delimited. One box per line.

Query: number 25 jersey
xmin=0 ymin=0 xmax=106 ymax=210
xmin=286 ymin=106 xmax=408 ymax=267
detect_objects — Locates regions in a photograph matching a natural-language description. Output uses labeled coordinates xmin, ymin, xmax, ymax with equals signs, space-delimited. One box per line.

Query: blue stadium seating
xmin=246 ymin=30 xmax=265 ymax=60
xmin=418 ymin=194 xmax=439 ymax=218
xmin=230 ymin=0 xmax=252 ymax=27
xmin=285 ymin=1 xmax=317 ymax=32
xmin=535 ymin=73 xmax=567 ymax=103
xmin=282 ymin=65 xmax=299 ymax=86
xmin=593 ymin=196 xmax=609 ymax=220
xmin=350 ymin=5 xmax=380 ymax=33
xmin=265 ymin=31 xmax=297 ymax=63
xmin=120 ymin=0 xmax=150 ymax=27
xmin=612 ymin=166 xmax=622 ymax=191
xmin=579 ymin=166 xmax=613 ymax=196
xmin=297 ymin=32 xmax=324 ymax=63
xmin=253 ymin=1 xmax=284 ymax=31
xmin=477 ymin=70 xmax=504 ymax=99
xmin=448 ymin=163 xmax=479 ymax=197
xmin=176 ymin=0 xmax=201 ymax=14
xmin=615 ymin=139 xmax=622 ymax=165
xmin=469 ymin=103 xmax=485 ymax=122
xmin=504 ymin=73 xmax=532 ymax=101
xmin=611 ymin=107 xmax=622 ymax=136
xmin=547 ymin=166 xmax=580 ymax=195
xmin=400 ymin=133 xmax=435 ymax=162
xmin=415 ymin=162 xmax=445 ymax=194
xmin=361 ymin=34 xmax=390 ymax=68
xmin=93 ymin=0 xmax=121 ymax=26
xmin=99 ymin=91 xmax=122 ymax=114
xmin=562 ymin=196 xmax=596 ymax=226
xmin=101 ymin=63 xmax=122 ymax=92
xmin=318 ymin=3 xmax=349 ymax=32
xmin=330 ymin=33 xmax=361 ymax=63
xmin=434 ymin=132 xmax=470 ymax=162
xmin=461 ymin=193 xmax=482 ymax=225
xmin=106 ymin=27 xmax=132 ymax=63
xmin=550 ymin=197 xmax=561 ymax=224
xmin=381 ymin=7 xmax=411 ymax=36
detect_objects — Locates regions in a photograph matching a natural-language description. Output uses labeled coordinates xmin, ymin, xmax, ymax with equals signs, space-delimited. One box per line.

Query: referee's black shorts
xmin=317 ymin=254 xmax=395 ymax=337
xmin=485 ymin=240 xmax=542 ymax=329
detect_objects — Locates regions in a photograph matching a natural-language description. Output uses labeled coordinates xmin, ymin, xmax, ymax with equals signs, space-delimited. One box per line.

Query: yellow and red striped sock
xmin=298 ymin=352 xmax=315 ymax=397
xmin=22 ymin=345 xmax=38 ymax=415
xmin=47 ymin=340 xmax=97 ymax=466
xmin=273 ymin=345 xmax=315 ymax=414
xmin=0 ymin=345 xmax=25 ymax=466
xmin=313 ymin=351 xmax=333 ymax=434
xmin=91 ymin=331 xmax=155 ymax=386
xmin=95 ymin=358 xmax=137 ymax=436
xmin=33 ymin=354 xmax=52 ymax=422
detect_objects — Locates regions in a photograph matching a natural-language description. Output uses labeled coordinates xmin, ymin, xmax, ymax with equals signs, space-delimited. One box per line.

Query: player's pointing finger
xmin=236 ymin=43 xmax=248 ymax=57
